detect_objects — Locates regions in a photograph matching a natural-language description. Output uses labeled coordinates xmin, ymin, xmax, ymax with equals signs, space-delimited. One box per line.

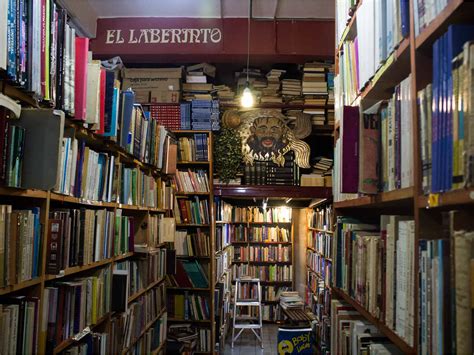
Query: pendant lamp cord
xmin=246 ymin=0 xmax=251 ymax=83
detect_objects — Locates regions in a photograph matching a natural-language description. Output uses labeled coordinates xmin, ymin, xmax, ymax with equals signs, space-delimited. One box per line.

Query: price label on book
xmin=428 ymin=193 xmax=439 ymax=208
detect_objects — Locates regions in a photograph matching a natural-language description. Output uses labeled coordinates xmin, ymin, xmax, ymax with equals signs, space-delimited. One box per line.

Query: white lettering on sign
xmin=104 ymin=28 xmax=223 ymax=45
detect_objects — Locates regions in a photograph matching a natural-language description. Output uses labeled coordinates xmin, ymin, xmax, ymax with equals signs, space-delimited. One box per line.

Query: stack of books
xmin=150 ymin=104 xmax=181 ymax=131
xmin=303 ymin=108 xmax=326 ymax=126
xmin=183 ymin=63 xmax=216 ymax=101
xmin=279 ymin=291 xmax=304 ymax=310
xmin=281 ymin=79 xmax=302 ymax=99
xmin=191 ymin=99 xmax=220 ymax=131
xmin=214 ymin=85 xmax=236 ymax=105
xmin=167 ymin=324 xmax=211 ymax=353
xmin=261 ymin=69 xmax=286 ymax=104
xmin=180 ymin=102 xmax=192 ymax=130
xmin=235 ymin=68 xmax=265 ymax=100
xmin=301 ymin=156 xmax=333 ymax=187
xmin=244 ymin=153 xmax=299 ymax=186
xmin=302 ymin=62 xmax=329 ymax=99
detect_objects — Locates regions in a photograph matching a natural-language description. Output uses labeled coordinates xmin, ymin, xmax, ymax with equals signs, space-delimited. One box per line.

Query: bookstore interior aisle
xmin=1 ymin=0 xmax=474 ymax=354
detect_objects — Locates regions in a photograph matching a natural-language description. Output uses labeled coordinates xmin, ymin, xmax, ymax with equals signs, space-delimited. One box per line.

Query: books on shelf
xmin=333 ymin=216 xmax=415 ymax=347
xmin=231 ymin=264 xmax=292 ymax=282
xmin=167 ymin=323 xmax=211 ymax=353
xmin=47 ymin=208 xmax=115 ymax=274
xmin=279 ymin=291 xmax=304 ymax=310
xmin=0 ymin=206 xmax=41 ymax=286
xmin=307 ymin=230 xmax=332 ymax=260
xmin=0 ymin=296 xmax=40 ymax=354
xmin=174 ymin=229 xmax=210 ymax=257
xmin=177 ymin=134 xmax=209 ymax=162
xmin=230 ymin=225 xmax=291 ymax=243
xmin=412 ymin=0 xmax=451 ymax=37
xmin=308 ymin=204 xmax=333 ymax=231
xmin=418 ymin=34 xmax=474 ymax=193
xmin=173 ymin=169 xmax=209 ymax=193
xmin=168 ymin=259 xmax=209 ymax=289
xmin=43 ymin=266 xmax=111 ymax=351
xmin=149 ymin=104 xmax=181 ymax=131
xmin=168 ymin=293 xmax=210 ymax=321
xmin=190 ymin=99 xmax=220 ymax=131
xmin=227 ymin=206 xmax=292 ymax=223
xmin=174 ymin=197 xmax=210 ymax=225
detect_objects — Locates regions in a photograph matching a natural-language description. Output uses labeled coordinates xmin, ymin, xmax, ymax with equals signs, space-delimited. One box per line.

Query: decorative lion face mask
xmin=238 ymin=109 xmax=311 ymax=168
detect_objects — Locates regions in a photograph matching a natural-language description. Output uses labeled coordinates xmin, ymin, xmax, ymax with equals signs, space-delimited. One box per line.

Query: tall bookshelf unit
xmin=305 ymin=200 xmax=333 ymax=354
xmin=0 ymin=113 xmax=172 ymax=354
xmin=168 ymin=130 xmax=215 ymax=354
xmin=334 ymin=0 xmax=474 ymax=354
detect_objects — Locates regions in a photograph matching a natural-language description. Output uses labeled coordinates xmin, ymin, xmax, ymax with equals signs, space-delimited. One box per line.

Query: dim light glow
xmin=240 ymin=87 xmax=255 ymax=108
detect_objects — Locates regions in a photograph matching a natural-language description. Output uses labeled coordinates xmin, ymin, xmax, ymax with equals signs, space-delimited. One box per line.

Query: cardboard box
xmin=150 ymin=90 xmax=181 ymax=103
xmin=134 ymin=90 xmax=150 ymax=103
xmin=122 ymin=68 xmax=183 ymax=79
xmin=300 ymin=175 xmax=325 ymax=187
xmin=122 ymin=77 xmax=181 ymax=91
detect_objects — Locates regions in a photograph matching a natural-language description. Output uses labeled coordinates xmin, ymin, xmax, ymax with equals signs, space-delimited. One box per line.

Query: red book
xmin=175 ymin=260 xmax=193 ymax=287
xmin=74 ymin=37 xmax=89 ymax=121
xmin=97 ymin=69 xmax=106 ymax=134
xmin=341 ymin=106 xmax=360 ymax=193
xmin=178 ymin=199 xmax=189 ymax=223
xmin=358 ymin=113 xmax=380 ymax=194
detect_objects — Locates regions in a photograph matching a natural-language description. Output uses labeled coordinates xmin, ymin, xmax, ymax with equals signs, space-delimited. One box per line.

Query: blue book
xmin=400 ymin=0 xmax=410 ymax=38
xmin=103 ymin=87 xmax=120 ymax=137
xmin=7 ymin=0 xmax=17 ymax=80
xmin=431 ymin=40 xmax=440 ymax=192
xmin=31 ymin=207 xmax=41 ymax=278
xmin=118 ymin=91 xmax=135 ymax=149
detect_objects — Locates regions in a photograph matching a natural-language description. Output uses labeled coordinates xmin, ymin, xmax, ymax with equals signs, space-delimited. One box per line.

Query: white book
xmin=86 ymin=61 xmax=101 ymax=125
xmin=401 ymin=75 xmax=413 ymax=188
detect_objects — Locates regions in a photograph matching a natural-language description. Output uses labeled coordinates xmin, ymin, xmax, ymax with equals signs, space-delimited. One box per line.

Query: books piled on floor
xmin=302 ymin=62 xmax=328 ymax=98
xmin=167 ymin=324 xmax=212 ymax=353
xmin=168 ymin=259 xmax=209 ymax=288
xmin=174 ymin=229 xmax=210 ymax=257
xmin=331 ymin=300 xmax=403 ymax=355
xmin=177 ymin=134 xmax=209 ymax=162
xmin=279 ymin=291 xmax=304 ymax=310
xmin=261 ymin=69 xmax=285 ymax=104
xmin=333 ymin=216 xmax=415 ymax=347
xmin=122 ymin=68 xmax=181 ymax=104
xmin=282 ymin=79 xmax=302 ymax=99
xmin=0 ymin=206 xmax=42 ymax=286
xmin=191 ymin=99 xmax=220 ymax=131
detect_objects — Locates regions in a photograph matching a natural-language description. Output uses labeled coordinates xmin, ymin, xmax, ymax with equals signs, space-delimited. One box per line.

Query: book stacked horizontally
xmin=281 ymin=79 xmax=302 ymax=99
xmin=302 ymin=62 xmax=329 ymax=100
xmin=167 ymin=324 xmax=211 ymax=353
xmin=235 ymin=68 xmax=265 ymax=98
xmin=183 ymin=63 xmax=216 ymax=101
xmin=261 ymin=69 xmax=286 ymax=103
xmin=214 ymin=85 xmax=236 ymax=105
xmin=279 ymin=291 xmax=304 ymax=310
xmin=301 ymin=157 xmax=333 ymax=187
xmin=303 ymin=108 xmax=326 ymax=126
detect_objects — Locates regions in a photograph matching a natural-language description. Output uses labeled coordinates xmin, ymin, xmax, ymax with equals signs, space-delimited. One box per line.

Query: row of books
xmin=174 ymin=229 xmax=210 ymax=257
xmin=128 ymin=315 xmax=167 ymax=355
xmin=149 ymin=104 xmax=181 ymax=131
xmin=60 ymin=332 xmax=109 ymax=355
xmin=244 ymin=158 xmax=300 ymax=186
xmin=44 ymin=266 xmax=111 ymax=351
xmin=413 ymin=0 xmax=451 ymax=37
xmin=115 ymin=250 xmax=166 ymax=297
xmin=1 ymin=0 xmax=77 ymax=109
xmin=174 ymin=197 xmax=210 ymax=225
xmin=168 ymin=294 xmax=210 ymax=321
xmin=121 ymin=284 xmax=166 ymax=349
xmin=0 ymin=296 xmax=39 ymax=354
xmin=418 ymin=33 xmax=474 ymax=193
xmin=331 ymin=300 xmax=402 ymax=355
xmin=333 ymin=216 xmax=415 ymax=347
xmin=46 ymin=209 xmax=116 ymax=274
xmin=167 ymin=259 xmax=209 ymax=289
xmin=222 ymin=206 xmax=292 ymax=224
xmin=215 ymin=224 xmax=231 ymax=251
xmin=0 ymin=206 xmax=41 ymax=286
xmin=308 ymin=204 xmax=333 ymax=230
xmin=307 ymin=251 xmax=332 ymax=284
xmin=229 ymin=225 xmax=291 ymax=243
xmin=231 ymin=264 xmax=293 ymax=282
xmin=215 ymin=248 xmax=231 ymax=283
xmin=234 ymin=245 xmax=291 ymax=262
xmin=167 ymin=324 xmax=211 ymax=353
xmin=1 ymin=123 xmax=25 ymax=188
xmin=173 ymin=169 xmax=210 ymax=193
xmin=308 ymin=230 xmax=332 ymax=259
xmin=177 ymin=134 xmax=209 ymax=162
xmin=236 ymin=304 xmax=281 ymax=322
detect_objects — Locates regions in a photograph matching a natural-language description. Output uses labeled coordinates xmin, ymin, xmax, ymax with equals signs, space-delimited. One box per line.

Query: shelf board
xmin=332 ymin=288 xmax=415 ymax=354
xmin=167 ymin=287 xmax=211 ymax=292
xmin=231 ymin=241 xmax=292 ymax=245
xmin=308 ymin=227 xmax=333 ymax=233
xmin=176 ymin=255 xmax=211 ymax=260
xmin=418 ymin=188 xmax=474 ymax=209
xmin=334 ymin=187 xmax=414 ymax=209
xmin=172 ymin=130 xmax=211 ymax=134
xmin=176 ymin=224 xmax=210 ymax=227
xmin=214 ymin=185 xmax=332 ymax=199
xmin=0 ymin=187 xmax=48 ymax=199
xmin=114 ymin=252 xmax=134 ymax=262
xmin=232 ymin=260 xmax=292 ymax=265
xmin=44 ymin=258 xmax=113 ymax=281
xmin=50 ymin=192 xmax=116 ymax=208
xmin=220 ymin=103 xmax=333 ymax=110
xmin=53 ymin=312 xmax=112 ymax=354
xmin=167 ymin=318 xmax=212 ymax=324
xmin=415 ymin=0 xmax=474 ymax=50
xmin=176 ymin=192 xmax=210 ymax=196
xmin=216 ymin=221 xmax=291 ymax=225
xmin=177 ymin=161 xmax=210 ymax=165
xmin=128 ymin=277 xmax=165 ymax=304
xmin=336 ymin=1 xmax=361 ymax=51
xmin=306 ymin=248 xmax=332 ymax=262
xmin=0 ymin=277 xmax=42 ymax=296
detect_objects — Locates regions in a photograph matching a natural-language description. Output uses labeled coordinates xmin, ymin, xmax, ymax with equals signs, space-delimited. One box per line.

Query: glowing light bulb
xmin=240 ymin=87 xmax=254 ymax=108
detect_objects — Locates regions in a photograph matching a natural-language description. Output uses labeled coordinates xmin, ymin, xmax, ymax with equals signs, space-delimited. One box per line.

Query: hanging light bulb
xmin=241 ymin=85 xmax=254 ymax=108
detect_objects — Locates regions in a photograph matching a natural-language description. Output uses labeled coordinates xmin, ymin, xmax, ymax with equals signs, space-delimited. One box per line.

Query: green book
xmin=182 ymin=260 xmax=208 ymax=288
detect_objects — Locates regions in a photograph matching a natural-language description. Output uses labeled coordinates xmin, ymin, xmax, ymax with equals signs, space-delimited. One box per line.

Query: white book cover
xmin=86 ymin=61 xmax=101 ymax=125
xmin=401 ymin=75 xmax=414 ymax=188
xmin=386 ymin=0 xmax=395 ymax=54
xmin=356 ymin=0 xmax=376 ymax=91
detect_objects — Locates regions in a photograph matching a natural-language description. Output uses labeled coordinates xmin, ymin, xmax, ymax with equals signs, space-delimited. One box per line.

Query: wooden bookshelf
xmin=128 ymin=277 xmax=166 ymax=304
xmin=0 ymin=278 xmax=42 ymax=296
xmin=214 ymin=185 xmax=332 ymax=199
xmin=333 ymin=187 xmax=414 ymax=209
xmin=332 ymin=288 xmax=415 ymax=354
xmin=219 ymin=103 xmax=334 ymax=110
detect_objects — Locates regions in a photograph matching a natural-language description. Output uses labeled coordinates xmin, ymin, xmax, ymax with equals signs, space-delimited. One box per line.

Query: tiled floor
xmin=220 ymin=324 xmax=279 ymax=355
